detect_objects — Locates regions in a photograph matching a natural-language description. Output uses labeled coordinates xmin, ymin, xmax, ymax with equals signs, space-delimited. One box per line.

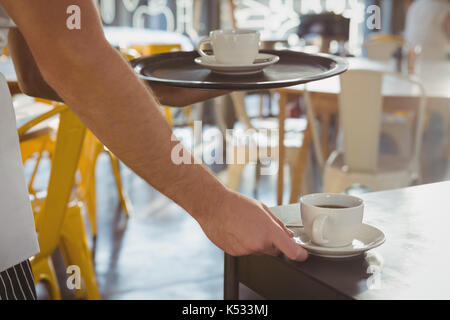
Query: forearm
xmin=2 ymin=0 xmax=226 ymax=221
xmin=8 ymin=28 xmax=62 ymax=102
xmin=1 ymin=0 xmax=309 ymax=262
xmin=148 ymin=83 xmax=227 ymax=107
xmin=50 ymin=44 xmax=227 ymax=219
xmin=8 ymin=26 xmax=225 ymax=107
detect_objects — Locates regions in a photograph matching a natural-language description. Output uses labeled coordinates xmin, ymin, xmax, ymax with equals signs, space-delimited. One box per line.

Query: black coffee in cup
xmin=316 ymin=205 xmax=349 ymax=209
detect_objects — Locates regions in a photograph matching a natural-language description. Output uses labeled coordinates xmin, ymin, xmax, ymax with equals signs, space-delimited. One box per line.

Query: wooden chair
xmin=227 ymin=0 xmax=276 ymax=119
xmin=364 ymin=33 xmax=404 ymax=61
xmin=275 ymin=91 xmax=317 ymax=205
xmin=226 ymin=91 xmax=314 ymax=204
xmin=322 ymin=70 xmax=426 ymax=193
xmin=364 ymin=34 xmax=421 ymax=159
xmin=9 ymin=29 xmax=131 ymax=238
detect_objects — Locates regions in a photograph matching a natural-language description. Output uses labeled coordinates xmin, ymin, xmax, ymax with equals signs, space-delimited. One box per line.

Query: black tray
xmin=132 ymin=50 xmax=348 ymax=90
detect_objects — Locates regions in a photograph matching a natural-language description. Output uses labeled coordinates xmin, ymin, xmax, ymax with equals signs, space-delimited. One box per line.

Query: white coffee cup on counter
xmin=197 ymin=29 xmax=260 ymax=65
xmin=300 ymin=193 xmax=364 ymax=247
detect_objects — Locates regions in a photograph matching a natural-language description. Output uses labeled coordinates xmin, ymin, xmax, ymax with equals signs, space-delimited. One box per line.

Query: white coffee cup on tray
xmin=300 ymin=193 xmax=364 ymax=248
xmin=197 ymin=29 xmax=260 ymax=65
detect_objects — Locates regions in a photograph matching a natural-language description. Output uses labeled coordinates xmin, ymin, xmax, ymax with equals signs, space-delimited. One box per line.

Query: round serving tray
xmin=132 ymin=49 xmax=348 ymax=90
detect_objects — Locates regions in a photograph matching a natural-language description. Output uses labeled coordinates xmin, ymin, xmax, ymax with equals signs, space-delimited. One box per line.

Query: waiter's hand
xmin=148 ymin=83 xmax=229 ymax=107
xmin=197 ymin=189 xmax=308 ymax=261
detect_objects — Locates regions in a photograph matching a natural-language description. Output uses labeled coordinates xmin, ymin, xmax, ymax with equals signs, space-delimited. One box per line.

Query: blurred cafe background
xmin=5 ymin=0 xmax=449 ymax=299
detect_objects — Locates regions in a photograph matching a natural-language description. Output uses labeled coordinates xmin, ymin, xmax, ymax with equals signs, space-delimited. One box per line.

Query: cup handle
xmin=197 ymin=37 xmax=214 ymax=61
xmin=312 ymin=215 xmax=329 ymax=246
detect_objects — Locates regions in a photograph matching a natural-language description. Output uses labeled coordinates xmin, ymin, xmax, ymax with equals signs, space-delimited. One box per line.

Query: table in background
xmin=224 ymin=181 xmax=450 ymax=299
xmin=103 ymin=26 xmax=194 ymax=51
xmin=275 ymin=58 xmax=450 ymax=205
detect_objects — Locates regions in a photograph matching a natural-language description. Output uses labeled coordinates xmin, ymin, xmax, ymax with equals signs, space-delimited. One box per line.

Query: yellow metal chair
xmin=24 ymin=98 xmax=131 ymax=237
xmin=18 ymin=46 xmax=136 ymax=238
xmin=77 ymin=130 xmax=131 ymax=237
xmin=18 ymin=98 xmax=59 ymax=197
xmin=18 ymin=105 xmax=101 ymax=300
xmin=19 ymin=124 xmax=56 ymax=197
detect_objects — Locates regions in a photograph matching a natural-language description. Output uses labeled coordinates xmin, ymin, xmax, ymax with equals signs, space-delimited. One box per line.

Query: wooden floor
xmin=29 ymin=96 xmax=449 ymax=300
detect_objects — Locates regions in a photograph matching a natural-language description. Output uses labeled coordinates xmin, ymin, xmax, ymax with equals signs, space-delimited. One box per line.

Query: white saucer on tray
xmin=289 ymin=223 xmax=385 ymax=259
xmin=194 ymin=53 xmax=279 ymax=75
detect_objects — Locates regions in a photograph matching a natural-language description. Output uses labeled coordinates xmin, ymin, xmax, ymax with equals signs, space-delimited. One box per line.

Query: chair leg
xmin=30 ymin=256 xmax=61 ymax=300
xmin=277 ymin=93 xmax=287 ymax=205
xmin=61 ymin=205 xmax=101 ymax=300
xmin=22 ymin=135 xmax=53 ymax=196
xmin=59 ymin=238 xmax=84 ymax=300
xmin=253 ymin=160 xmax=261 ymax=199
xmin=27 ymin=144 xmax=44 ymax=194
xmin=320 ymin=114 xmax=330 ymax=159
xmin=84 ymin=169 xmax=98 ymax=237
xmin=259 ymin=93 xmax=264 ymax=118
xmin=108 ymin=151 xmax=132 ymax=218
xmin=289 ymin=126 xmax=312 ymax=204
xmin=301 ymin=153 xmax=315 ymax=195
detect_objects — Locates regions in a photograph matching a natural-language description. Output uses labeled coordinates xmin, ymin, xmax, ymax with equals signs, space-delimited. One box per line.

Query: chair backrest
xmin=338 ymin=69 xmax=427 ymax=175
xmin=303 ymin=87 xmax=325 ymax=168
xmin=382 ymin=72 xmax=427 ymax=175
xmin=339 ymin=69 xmax=383 ymax=173
xmin=230 ymin=91 xmax=255 ymax=130
xmin=228 ymin=0 xmax=237 ymax=29
xmin=18 ymin=105 xmax=86 ymax=257
xmin=364 ymin=34 xmax=404 ymax=61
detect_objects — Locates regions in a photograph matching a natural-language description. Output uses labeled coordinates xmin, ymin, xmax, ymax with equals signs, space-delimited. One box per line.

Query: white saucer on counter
xmin=289 ymin=223 xmax=385 ymax=259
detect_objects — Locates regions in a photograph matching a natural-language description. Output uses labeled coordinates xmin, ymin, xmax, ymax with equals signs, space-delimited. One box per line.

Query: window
xmin=95 ymin=0 xmax=201 ymax=40
xmin=96 ymin=0 xmax=367 ymax=55
xmin=230 ymin=0 xmax=366 ymax=55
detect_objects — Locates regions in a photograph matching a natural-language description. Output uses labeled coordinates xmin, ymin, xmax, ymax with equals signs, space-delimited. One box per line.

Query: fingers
xmin=275 ymin=215 xmax=295 ymax=237
xmin=262 ymin=244 xmax=281 ymax=257
xmin=270 ymin=226 xmax=308 ymax=261
xmin=259 ymin=202 xmax=305 ymax=260
xmin=261 ymin=203 xmax=294 ymax=238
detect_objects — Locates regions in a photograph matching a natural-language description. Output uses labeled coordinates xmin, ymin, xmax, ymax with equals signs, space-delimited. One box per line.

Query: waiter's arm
xmin=8 ymin=27 xmax=226 ymax=107
xmin=148 ymin=83 xmax=227 ymax=107
xmin=0 ymin=0 xmax=307 ymax=261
